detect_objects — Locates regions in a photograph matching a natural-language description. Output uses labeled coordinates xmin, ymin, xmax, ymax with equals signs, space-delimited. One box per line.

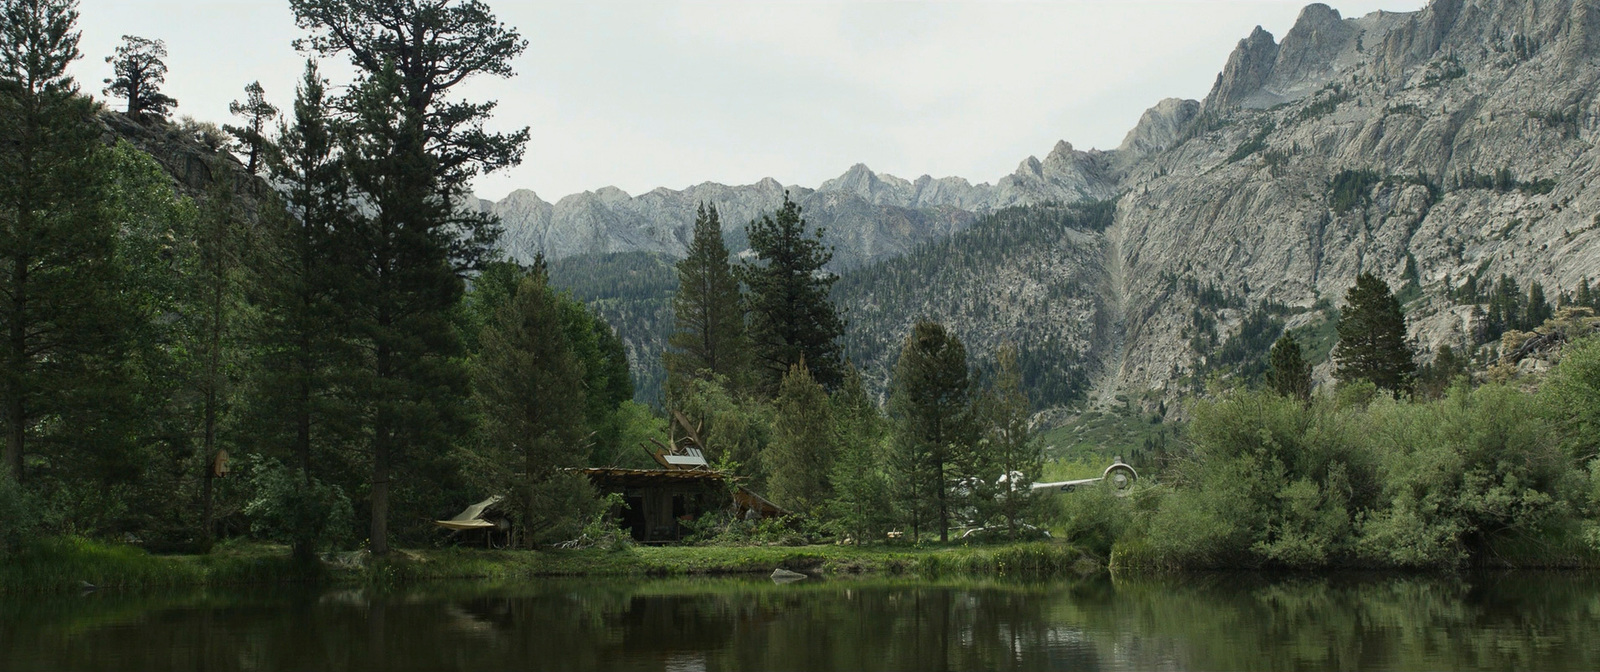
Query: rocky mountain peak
xmin=502 ymin=188 xmax=547 ymax=206
xmin=1117 ymin=98 xmax=1199 ymax=164
xmin=819 ymin=162 xmax=876 ymax=193
xmin=819 ymin=163 xmax=920 ymax=206
xmin=1017 ymin=155 xmax=1044 ymax=177
xmin=1273 ymin=3 xmax=1356 ymax=84
xmin=1292 ymin=2 xmax=1344 ymax=35
xmin=1206 ymin=26 xmax=1279 ymax=110
xmin=594 ymin=185 xmax=631 ymax=203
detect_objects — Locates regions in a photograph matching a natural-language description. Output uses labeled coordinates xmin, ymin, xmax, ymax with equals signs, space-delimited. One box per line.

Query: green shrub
xmin=1544 ymin=336 xmax=1600 ymax=463
xmin=1054 ymin=481 xmax=1137 ymax=559
xmin=0 ymin=475 xmax=40 ymax=555
xmin=1358 ymin=384 xmax=1581 ymax=567
xmin=1142 ymin=391 xmax=1377 ymax=568
xmin=242 ymin=457 xmax=354 ymax=554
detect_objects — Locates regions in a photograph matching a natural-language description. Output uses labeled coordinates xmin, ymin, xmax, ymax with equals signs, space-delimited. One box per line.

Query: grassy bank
xmin=1 ymin=537 xmax=1099 ymax=594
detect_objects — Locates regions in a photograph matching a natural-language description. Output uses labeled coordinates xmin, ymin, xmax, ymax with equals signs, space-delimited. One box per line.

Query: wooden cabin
xmin=577 ymin=467 xmax=783 ymax=543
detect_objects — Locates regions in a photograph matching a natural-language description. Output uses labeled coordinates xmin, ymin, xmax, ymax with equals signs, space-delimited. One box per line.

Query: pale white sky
xmin=71 ymin=1 xmax=1427 ymax=201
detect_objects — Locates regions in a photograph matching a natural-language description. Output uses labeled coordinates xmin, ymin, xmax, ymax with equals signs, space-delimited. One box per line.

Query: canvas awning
xmin=434 ymin=495 xmax=503 ymax=531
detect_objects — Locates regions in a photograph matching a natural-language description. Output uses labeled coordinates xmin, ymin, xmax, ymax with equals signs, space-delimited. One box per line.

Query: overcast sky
xmin=71 ymin=0 xmax=1427 ymax=201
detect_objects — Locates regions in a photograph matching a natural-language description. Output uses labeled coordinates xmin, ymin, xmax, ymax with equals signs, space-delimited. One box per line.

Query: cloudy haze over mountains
xmin=69 ymin=0 xmax=1424 ymax=201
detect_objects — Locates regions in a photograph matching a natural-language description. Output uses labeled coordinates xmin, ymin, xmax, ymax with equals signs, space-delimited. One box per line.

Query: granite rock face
xmin=1097 ymin=0 xmax=1600 ymax=402
xmin=521 ymin=0 xmax=1600 ymax=408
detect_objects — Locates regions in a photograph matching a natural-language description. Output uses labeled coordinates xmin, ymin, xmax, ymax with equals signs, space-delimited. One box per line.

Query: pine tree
xmin=1526 ymin=281 xmax=1551 ymax=328
xmin=291 ymin=0 xmax=529 ymax=554
xmin=225 ymin=81 xmax=277 ymax=175
xmin=1416 ymin=344 xmax=1467 ymax=400
xmin=103 ymin=35 xmax=176 ymax=119
xmin=471 ymin=275 xmax=587 ymax=549
xmin=981 ymin=345 xmax=1042 ymax=538
xmin=765 ymin=361 xmax=835 ymax=515
xmin=0 ymin=0 xmax=125 ymax=484
xmin=1578 ymin=278 xmax=1594 ymax=310
xmin=190 ymin=160 xmax=246 ymax=541
xmin=826 ymin=364 xmax=891 ymax=542
xmin=466 ymin=260 xmax=633 ymax=466
xmin=1485 ymin=275 xmax=1523 ymax=339
xmin=887 ymin=321 xmax=974 ymax=543
xmin=248 ymin=60 xmax=359 ymax=553
xmin=556 ymin=289 xmax=633 ymax=462
xmin=665 ymin=202 xmax=746 ymax=397
xmin=741 ymin=193 xmax=845 ymax=395
xmin=1333 ymin=272 xmax=1416 ymax=395
xmin=1267 ymin=333 xmax=1313 ymax=402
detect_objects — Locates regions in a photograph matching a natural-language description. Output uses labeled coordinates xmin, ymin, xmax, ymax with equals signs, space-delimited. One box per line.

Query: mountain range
xmin=466 ymin=141 xmax=1118 ymax=270
xmin=454 ymin=1 xmax=1600 ymax=412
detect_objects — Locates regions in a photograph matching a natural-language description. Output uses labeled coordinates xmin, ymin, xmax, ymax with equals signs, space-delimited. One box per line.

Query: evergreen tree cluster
xmin=1450 ymin=271 xmax=1589 ymax=344
xmin=653 ymin=199 xmax=1050 ymax=542
xmin=0 ymin=0 xmax=645 ymax=555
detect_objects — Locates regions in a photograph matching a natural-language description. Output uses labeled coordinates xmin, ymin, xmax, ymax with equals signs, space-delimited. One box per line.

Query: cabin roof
xmin=575 ymin=467 xmax=729 ymax=487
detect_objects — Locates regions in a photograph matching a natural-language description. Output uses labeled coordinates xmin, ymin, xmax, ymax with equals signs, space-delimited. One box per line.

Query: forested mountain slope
xmin=546 ymin=251 xmax=676 ymax=404
xmin=835 ymin=202 xmax=1114 ymax=409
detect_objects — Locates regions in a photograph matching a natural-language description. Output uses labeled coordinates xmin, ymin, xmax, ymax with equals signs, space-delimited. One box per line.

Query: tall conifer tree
xmin=887 ymin=321 xmax=973 ymax=543
xmin=1268 ymin=333 xmax=1313 ymax=402
xmin=248 ymin=60 xmax=360 ymax=553
xmin=1527 ymin=281 xmax=1552 ymax=328
xmin=741 ymin=193 xmax=845 ymax=394
xmin=226 ymin=81 xmax=277 ymax=175
xmin=472 ymin=275 xmax=587 ymax=549
xmin=102 ymin=35 xmax=175 ymax=119
xmin=189 ymin=161 xmax=246 ymax=540
xmin=1334 ymin=273 xmax=1415 ymax=395
xmin=765 ymin=361 xmax=835 ymax=515
xmin=827 ymin=364 xmax=892 ymax=542
xmin=665 ymin=202 xmax=746 ymax=396
xmin=291 ymin=0 xmax=529 ymax=554
xmin=0 ymin=0 xmax=123 ymax=484
xmin=978 ymin=345 xmax=1042 ymax=538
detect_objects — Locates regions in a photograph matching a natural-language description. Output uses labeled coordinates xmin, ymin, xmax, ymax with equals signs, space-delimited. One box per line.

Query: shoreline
xmin=0 ymin=537 xmax=1099 ymax=595
xmin=8 ymin=535 xmax=1596 ymax=596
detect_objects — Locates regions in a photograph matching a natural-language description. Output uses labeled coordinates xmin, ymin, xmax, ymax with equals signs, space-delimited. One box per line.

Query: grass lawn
xmin=1 ymin=537 xmax=1099 ymax=595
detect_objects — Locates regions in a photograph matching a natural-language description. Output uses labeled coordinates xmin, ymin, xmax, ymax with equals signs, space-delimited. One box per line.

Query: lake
xmin=3 ymin=572 xmax=1599 ymax=671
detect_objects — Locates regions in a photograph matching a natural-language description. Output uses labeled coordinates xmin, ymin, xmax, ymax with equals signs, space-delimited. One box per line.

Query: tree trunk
xmin=201 ymin=465 xmax=214 ymax=542
xmin=201 ymin=214 xmax=226 ymax=541
xmin=370 ymin=344 xmax=391 ymax=556
xmin=5 ymin=250 xmax=27 ymax=483
xmin=371 ymin=432 xmax=390 ymax=556
xmin=297 ymin=336 xmax=313 ymax=483
xmin=5 ymin=394 xmax=22 ymax=484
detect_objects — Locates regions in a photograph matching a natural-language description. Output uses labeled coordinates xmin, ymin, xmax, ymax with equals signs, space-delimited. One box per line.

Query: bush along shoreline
xmin=1057 ymin=375 xmax=1600 ymax=572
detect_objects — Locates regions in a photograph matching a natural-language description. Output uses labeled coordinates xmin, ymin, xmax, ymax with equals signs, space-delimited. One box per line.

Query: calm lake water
xmin=3 ymin=572 xmax=1599 ymax=671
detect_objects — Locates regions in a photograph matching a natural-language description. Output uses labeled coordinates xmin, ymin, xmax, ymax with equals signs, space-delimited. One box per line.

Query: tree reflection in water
xmin=2 ymin=572 xmax=1599 ymax=671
